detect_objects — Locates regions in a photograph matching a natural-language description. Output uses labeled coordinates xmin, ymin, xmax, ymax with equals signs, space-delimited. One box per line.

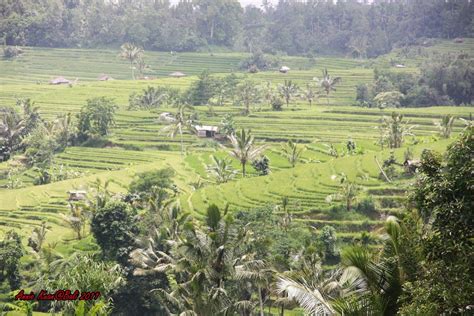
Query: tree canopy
xmin=2 ymin=0 xmax=472 ymax=56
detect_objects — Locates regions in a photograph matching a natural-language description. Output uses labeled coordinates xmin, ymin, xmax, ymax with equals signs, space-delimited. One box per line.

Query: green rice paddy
xmin=0 ymin=40 xmax=472 ymax=251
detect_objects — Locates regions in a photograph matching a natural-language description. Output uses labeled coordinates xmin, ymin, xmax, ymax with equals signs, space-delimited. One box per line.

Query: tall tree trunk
xmin=179 ymin=128 xmax=184 ymax=156
xmin=242 ymin=162 xmax=246 ymax=177
xmin=258 ymin=285 xmax=264 ymax=316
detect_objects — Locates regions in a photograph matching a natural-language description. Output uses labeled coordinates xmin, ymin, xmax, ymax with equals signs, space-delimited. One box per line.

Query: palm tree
xmin=281 ymin=140 xmax=305 ymax=167
xmin=301 ymin=83 xmax=319 ymax=107
xmin=0 ymin=108 xmax=25 ymax=153
xmin=276 ymin=262 xmax=364 ymax=316
xmin=53 ymin=113 xmax=72 ymax=148
xmin=27 ymin=221 xmax=48 ymax=253
xmin=235 ymin=259 xmax=274 ymax=316
xmin=337 ymin=216 xmax=405 ymax=315
xmin=274 ymin=196 xmax=292 ymax=231
xmin=433 ymin=114 xmax=455 ymax=138
xmin=206 ymin=155 xmax=238 ymax=184
xmin=135 ymin=56 xmax=149 ymax=78
xmin=62 ymin=203 xmax=87 ymax=240
xmin=119 ymin=43 xmax=144 ymax=79
xmin=228 ymin=129 xmax=266 ymax=177
xmin=261 ymin=81 xmax=275 ymax=108
xmin=326 ymin=173 xmax=362 ymax=212
xmin=276 ymin=276 xmax=335 ymax=315
xmin=278 ymin=80 xmax=298 ymax=107
xmin=314 ymin=69 xmax=341 ymax=106
xmin=380 ymin=112 xmax=416 ymax=148
xmin=140 ymin=86 xmax=168 ymax=109
xmin=161 ymin=104 xmax=195 ymax=156
xmin=130 ymin=205 xmax=247 ymax=315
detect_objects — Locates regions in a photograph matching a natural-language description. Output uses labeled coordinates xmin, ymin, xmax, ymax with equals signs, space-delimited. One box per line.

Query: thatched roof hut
xmin=194 ymin=125 xmax=219 ymax=138
xmin=68 ymin=190 xmax=87 ymax=201
xmin=279 ymin=66 xmax=290 ymax=73
xmin=49 ymin=77 xmax=71 ymax=85
xmin=98 ymin=74 xmax=113 ymax=81
xmin=169 ymin=72 xmax=186 ymax=78
xmin=159 ymin=112 xmax=176 ymax=122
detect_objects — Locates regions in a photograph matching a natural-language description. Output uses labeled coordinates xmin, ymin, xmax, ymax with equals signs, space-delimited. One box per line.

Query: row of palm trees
xmin=128 ymin=200 xmax=406 ymax=315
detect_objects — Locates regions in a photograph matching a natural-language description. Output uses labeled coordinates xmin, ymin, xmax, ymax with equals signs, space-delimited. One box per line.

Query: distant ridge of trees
xmin=1 ymin=0 xmax=473 ymax=56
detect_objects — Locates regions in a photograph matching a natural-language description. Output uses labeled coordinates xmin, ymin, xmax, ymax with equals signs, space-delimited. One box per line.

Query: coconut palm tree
xmin=119 ymin=43 xmax=144 ymax=79
xmin=337 ymin=216 xmax=405 ymax=315
xmin=380 ymin=112 xmax=416 ymax=148
xmin=313 ymin=69 xmax=341 ymax=105
xmin=433 ymin=114 xmax=455 ymax=138
xmin=228 ymin=129 xmax=266 ymax=177
xmin=27 ymin=221 xmax=48 ymax=253
xmin=326 ymin=173 xmax=362 ymax=212
xmin=130 ymin=205 xmax=248 ymax=315
xmin=261 ymin=81 xmax=275 ymax=108
xmin=276 ymin=264 xmax=363 ymax=316
xmin=235 ymin=259 xmax=274 ymax=316
xmin=53 ymin=113 xmax=72 ymax=148
xmin=62 ymin=203 xmax=88 ymax=240
xmin=0 ymin=108 xmax=25 ymax=153
xmin=281 ymin=140 xmax=305 ymax=167
xmin=161 ymin=103 xmax=195 ymax=156
xmin=134 ymin=56 xmax=149 ymax=78
xmin=301 ymin=83 xmax=319 ymax=107
xmin=278 ymin=80 xmax=298 ymax=107
xmin=206 ymin=155 xmax=238 ymax=184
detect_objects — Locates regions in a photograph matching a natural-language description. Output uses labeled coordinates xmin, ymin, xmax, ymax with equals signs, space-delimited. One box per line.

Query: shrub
xmin=129 ymin=168 xmax=174 ymax=194
xmin=80 ymin=136 xmax=112 ymax=148
xmin=251 ymin=155 xmax=270 ymax=175
xmin=355 ymin=83 xmax=371 ymax=106
xmin=91 ymin=201 xmax=139 ymax=264
xmin=3 ymin=46 xmax=23 ymax=58
xmin=355 ymin=197 xmax=377 ymax=217
xmin=239 ymin=50 xmax=280 ymax=71
xmin=271 ymin=97 xmax=283 ymax=111
xmin=76 ymin=97 xmax=117 ymax=143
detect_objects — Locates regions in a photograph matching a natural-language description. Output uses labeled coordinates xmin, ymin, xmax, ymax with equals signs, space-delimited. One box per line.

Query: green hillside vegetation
xmin=0 ymin=39 xmax=472 ymax=315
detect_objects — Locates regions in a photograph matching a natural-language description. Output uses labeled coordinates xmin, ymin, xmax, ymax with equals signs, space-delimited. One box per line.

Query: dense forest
xmin=1 ymin=0 xmax=473 ymax=56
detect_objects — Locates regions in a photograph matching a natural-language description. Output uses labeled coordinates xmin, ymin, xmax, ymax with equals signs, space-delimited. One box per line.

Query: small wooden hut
xmin=169 ymin=72 xmax=186 ymax=78
xmin=49 ymin=77 xmax=71 ymax=85
xmin=194 ymin=125 xmax=219 ymax=138
xmin=279 ymin=66 xmax=290 ymax=73
xmin=68 ymin=190 xmax=87 ymax=201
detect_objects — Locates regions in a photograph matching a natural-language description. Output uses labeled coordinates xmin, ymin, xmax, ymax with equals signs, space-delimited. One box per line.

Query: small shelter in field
xmin=279 ymin=66 xmax=290 ymax=73
xmin=98 ymin=74 xmax=113 ymax=81
xmin=68 ymin=190 xmax=87 ymax=201
xmin=403 ymin=159 xmax=421 ymax=173
xmin=194 ymin=125 xmax=219 ymax=138
xmin=159 ymin=112 xmax=176 ymax=122
xmin=454 ymin=38 xmax=464 ymax=43
xmin=49 ymin=77 xmax=71 ymax=85
xmin=169 ymin=71 xmax=186 ymax=78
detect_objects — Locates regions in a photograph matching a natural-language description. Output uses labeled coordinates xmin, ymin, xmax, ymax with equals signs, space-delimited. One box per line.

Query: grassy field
xmin=0 ymin=40 xmax=472 ymax=251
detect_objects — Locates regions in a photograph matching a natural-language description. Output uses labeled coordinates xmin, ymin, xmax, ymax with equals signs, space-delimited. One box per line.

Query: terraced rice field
xmin=0 ymin=41 xmax=472 ymax=248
